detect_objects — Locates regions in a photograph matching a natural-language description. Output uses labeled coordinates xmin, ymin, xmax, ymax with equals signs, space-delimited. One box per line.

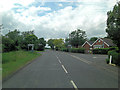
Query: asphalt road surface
xmin=3 ymin=50 xmax=118 ymax=88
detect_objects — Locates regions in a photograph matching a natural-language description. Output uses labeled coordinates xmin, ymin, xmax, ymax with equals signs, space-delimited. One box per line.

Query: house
xmin=82 ymin=38 xmax=116 ymax=53
xmin=82 ymin=41 xmax=94 ymax=53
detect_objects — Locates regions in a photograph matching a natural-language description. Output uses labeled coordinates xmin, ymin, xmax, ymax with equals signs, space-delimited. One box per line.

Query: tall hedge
xmin=107 ymin=50 xmax=120 ymax=65
xmin=70 ymin=48 xmax=85 ymax=53
xmin=92 ymin=48 xmax=109 ymax=54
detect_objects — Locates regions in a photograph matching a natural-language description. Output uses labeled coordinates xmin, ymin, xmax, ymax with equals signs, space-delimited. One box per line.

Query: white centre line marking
xmin=71 ymin=80 xmax=78 ymax=90
xmin=62 ymin=65 xmax=68 ymax=73
xmin=58 ymin=60 xmax=61 ymax=64
xmin=56 ymin=56 xmax=58 ymax=59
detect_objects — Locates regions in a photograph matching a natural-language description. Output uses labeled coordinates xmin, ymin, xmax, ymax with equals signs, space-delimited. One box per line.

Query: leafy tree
xmin=90 ymin=37 xmax=98 ymax=41
xmin=64 ymin=38 xmax=70 ymax=47
xmin=106 ymin=2 xmax=120 ymax=52
xmin=37 ymin=38 xmax=46 ymax=51
xmin=5 ymin=29 xmax=21 ymax=50
xmin=69 ymin=29 xmax=86 ymax=48
xmin=2 ymin=36 xmax=14 ymax=52
xmin=47 ymin=39 xmax=55 ymax=49
xmin=53 ymin=38 xmax=64 ymax=50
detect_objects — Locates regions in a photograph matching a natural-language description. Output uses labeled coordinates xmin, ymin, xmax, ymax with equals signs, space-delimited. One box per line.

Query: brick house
xmin=82 ymin=41 xmax=94 ymax=53
xmin=82 ymin=38 xmax=116 ymax=53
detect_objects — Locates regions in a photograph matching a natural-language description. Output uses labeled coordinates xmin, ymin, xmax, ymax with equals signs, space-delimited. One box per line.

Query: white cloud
xmin=58 ymin=4 xmax=63 ymax=7
xmin=1 ymin=0 xmax=118 ymax=39
xmin=0 ymin=0 xmax=35 ymax=12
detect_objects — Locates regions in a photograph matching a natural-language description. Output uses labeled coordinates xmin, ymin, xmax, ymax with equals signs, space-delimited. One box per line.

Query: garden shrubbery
xmin=70 ymin=48 xmax=85 ymax=53
xmin=60 ymin=48 xmax=69 ymax=52
xmin=60 ymin=48 xmax=85 ymax=53
xmin=92 ymin=48 xmax=109 ymax=54
xmin=107 ymin=50 xmax=120 ymax=65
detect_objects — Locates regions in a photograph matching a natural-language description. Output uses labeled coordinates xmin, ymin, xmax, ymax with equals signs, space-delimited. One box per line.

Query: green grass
xmin=2 ymin=50 xmax=41 ymax=78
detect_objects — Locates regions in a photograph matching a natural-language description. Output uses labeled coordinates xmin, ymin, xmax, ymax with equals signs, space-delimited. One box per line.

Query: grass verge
xmin=2 ymin=50 xmax=41 ymax=78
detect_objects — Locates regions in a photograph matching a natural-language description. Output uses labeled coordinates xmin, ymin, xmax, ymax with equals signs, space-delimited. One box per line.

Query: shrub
xmin=107 ymin=50 xmax=120 ymax=65
xmin=106 ymin=58 xmax=109 ymax=64
xmin=70 ymin=48 xmax=85 ymax=53
xmin=61 ymin=48 xmax=69 ymax=52
xmin=93 ymin=48 xmax=109 ymax=54
xmin=109 ymin=47 xmax=119 ymax=51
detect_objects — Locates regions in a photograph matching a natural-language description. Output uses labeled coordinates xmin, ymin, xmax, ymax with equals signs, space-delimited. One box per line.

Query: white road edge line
xmin=62 ymin=65 xmax=68 ymax=73
xmin=70 ymin=80 xmax=78 ymax=90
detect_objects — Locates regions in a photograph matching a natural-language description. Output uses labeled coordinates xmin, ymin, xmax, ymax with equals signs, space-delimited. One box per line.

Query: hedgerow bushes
xmin=70 ymin=48 xmax=85 ymax=53
xmin=60 ymin=48 xmax=85 ymax=53
xmin=92 ymin=48 xmax=109 ymax=54
xmin=60 ymin=48 xmax=69 ymax=52
xmin=106 ymin=50 xmax=120 ymax=65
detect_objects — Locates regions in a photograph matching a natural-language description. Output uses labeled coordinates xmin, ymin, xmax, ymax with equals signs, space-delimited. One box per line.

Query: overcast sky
xmin=0 ymin=0 xmax=119 ymax=40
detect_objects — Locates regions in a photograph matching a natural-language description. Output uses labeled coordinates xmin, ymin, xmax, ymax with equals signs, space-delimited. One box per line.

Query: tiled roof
xmin=102 ymin=38 xmax=116 ymax=46
xmin=88 ymin=41 xmax=94 ymax=45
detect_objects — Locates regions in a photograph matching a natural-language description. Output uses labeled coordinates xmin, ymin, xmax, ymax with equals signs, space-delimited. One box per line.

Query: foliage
xmin=106 ymin=3 xmax=120 ymax=52
xmin=53 ymin=38 xmax=64 ymax=50
xmin=60 ymin=48 xmax=69 ymax=52
xmin=92 ymin=48 xmax=109 ymax=54
xmin=70 ymin=48 xmax=85 ymax=53
xmin=47 ymin=38 xmax=64 ymax=50
xmin=2 ymin=36 xmax=15 ymax=52
xmin=68 ymin=29 xmax=86 ymax=48
xmin=2 ymin=29 xmax=46 ymax=52
xmin=107 ymin=50 xmax=120 ymax=65
xmin=47 ymin=39 xmax=55 ymax=49
xmin=90 ymin=37 xmax=98 ymax=41
xmin=64 ymin=38 xmax=70 ymax=47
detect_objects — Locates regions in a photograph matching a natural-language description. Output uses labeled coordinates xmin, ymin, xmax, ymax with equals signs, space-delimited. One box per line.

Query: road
xmin=3 ymin=50 xmax=118 ymax=88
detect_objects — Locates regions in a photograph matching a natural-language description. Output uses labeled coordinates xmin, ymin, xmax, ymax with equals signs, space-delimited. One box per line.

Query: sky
xmin=0 ymin=0 xmax=119 ymax=40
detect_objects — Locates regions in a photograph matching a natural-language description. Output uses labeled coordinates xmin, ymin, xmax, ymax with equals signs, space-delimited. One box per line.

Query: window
xmin=93 ymin=45 xmax=102 ymax=49
xmin=98 ymin=40 xmax=101 ymax=43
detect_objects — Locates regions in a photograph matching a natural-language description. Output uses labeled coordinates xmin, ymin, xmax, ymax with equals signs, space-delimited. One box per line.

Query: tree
xmin=47 ymin=39 xmax=55 ymax=49
xmin=90 ymin=37 xmax=98 ymax=41
xmin=2 ymin=36 xmax=14 ymax=52
xmin=106 ymin=2 xmax=120 ymax=52
xmin=53 ymin=38 xmax=64 ymax=50
xmin=69 ymin=29 xmax=87 ymax=48
xmin=37 ymin=38 xmax=46 ymax=51
xmin=5 ymin=29 xmax=21 ymax=50
xmin=64 ymin=38 xmax=70 ymax=47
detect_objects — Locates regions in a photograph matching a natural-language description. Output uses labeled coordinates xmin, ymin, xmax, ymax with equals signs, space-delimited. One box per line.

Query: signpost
xmin=28 ymin=44 xmax=34 ymax=52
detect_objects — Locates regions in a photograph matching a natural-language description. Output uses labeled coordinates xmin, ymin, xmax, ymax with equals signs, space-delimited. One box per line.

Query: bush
xmin=93 ymin=48 xmax=109 ymax=54
xmin=106 ymin=58 xmax=109 ymax=64
xmin=60 ymin=48 xmax=69 ymax=52
xmin=107 ymin=50 xmax=120 ymax=65
xmin=70 ymin=48 xmax=85 ymax=53
xmin=109 ymin=47 xmax=119 ymax=51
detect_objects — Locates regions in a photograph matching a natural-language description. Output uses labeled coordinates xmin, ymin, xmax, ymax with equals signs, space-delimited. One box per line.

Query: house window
xmin=98 ymin=40 xmax=101 ymax=43
xmin=93 ymin=45 xmax=102 ymax=49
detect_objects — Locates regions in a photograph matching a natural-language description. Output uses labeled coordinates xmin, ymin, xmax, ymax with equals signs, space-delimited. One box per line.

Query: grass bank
xmin=2 ymin=50 xmax=41 ymax=78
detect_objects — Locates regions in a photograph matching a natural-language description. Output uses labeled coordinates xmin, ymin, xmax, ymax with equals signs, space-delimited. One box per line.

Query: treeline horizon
xmin=2 ymin=29 xmax=46 ymax=52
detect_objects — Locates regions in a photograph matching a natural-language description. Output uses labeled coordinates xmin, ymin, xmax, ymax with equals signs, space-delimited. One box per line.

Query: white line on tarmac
xmin=56 ymin=56 xmax=58 ymax=59
xmin=70 ymin=80 xmax=78 ymax=90
xmin=70 ymin=54 xmax=91 ymax=64
xmin=62 ymin=65 xmax=68 ymax=74
xmin=58 ymin=60 xmax=61 ymax=64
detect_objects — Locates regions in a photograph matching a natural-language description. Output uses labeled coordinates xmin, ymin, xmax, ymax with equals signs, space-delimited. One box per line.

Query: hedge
xmin=60 ymin=48 xmax=69 ymax=52
xmin=92 ymin=48 xmax=109 ymax=54
xmin=70 ymin=48 xmax=85 ymax=53
xmin=60 ymin=48 xmax=85 ymax=53
xmin=107 ymin=50 xmax=120 ymax=65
